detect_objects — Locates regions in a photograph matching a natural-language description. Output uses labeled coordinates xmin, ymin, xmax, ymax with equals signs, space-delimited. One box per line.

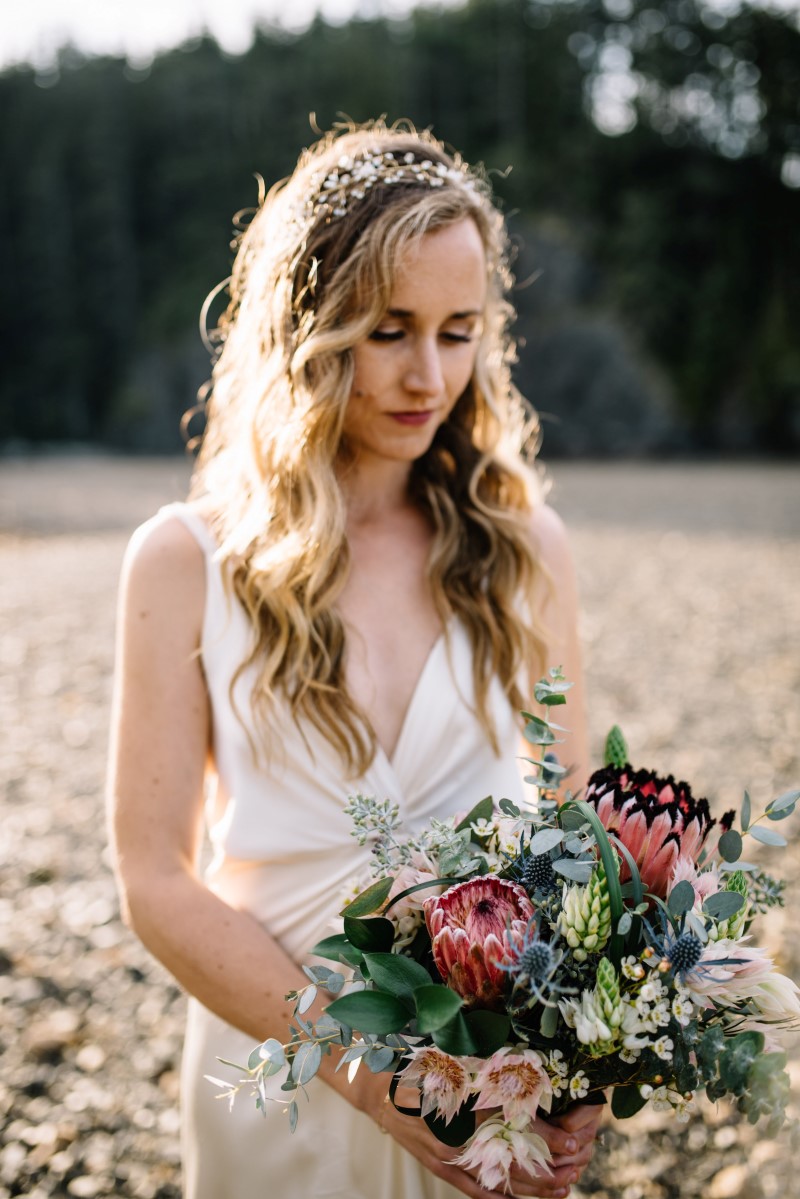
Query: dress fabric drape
xmin=156 ymin=503 xmax=528 ymax=1199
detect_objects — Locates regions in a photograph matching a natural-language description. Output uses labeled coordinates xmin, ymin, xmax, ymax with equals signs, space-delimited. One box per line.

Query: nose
xmin=403 ymin=336 xmax=445 ymax=398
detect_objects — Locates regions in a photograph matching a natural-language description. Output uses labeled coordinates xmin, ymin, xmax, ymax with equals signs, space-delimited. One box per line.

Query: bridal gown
xmin=158 ymin=503 xmax=529 ymax=1199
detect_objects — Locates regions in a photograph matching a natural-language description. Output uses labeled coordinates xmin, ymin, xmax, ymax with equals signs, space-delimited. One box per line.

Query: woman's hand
xmin=358 ymin=1068 xmax=601 ymax=1199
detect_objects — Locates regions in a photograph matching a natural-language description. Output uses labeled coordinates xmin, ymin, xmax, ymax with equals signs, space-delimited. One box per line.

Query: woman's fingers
xmin=551 ymin=1101 xmax=606 ymax=1135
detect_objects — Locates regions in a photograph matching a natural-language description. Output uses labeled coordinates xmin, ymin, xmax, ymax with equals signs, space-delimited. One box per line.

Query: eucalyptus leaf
xmin=326 ymin=972 xmax=345 ymax=995
xmin=559 ymin=809 xmax=588 ymax=832
xmin=297 ymin=985 xmax=317 ymax=1016
xmin=766 ymin=806 xmax=796 ymax=822
xmin=257 ymin=1038 xmax=286 ymax=1068
xmin=288 ymin=1100 xmax=298 ymax=1133
xmin=499 ymin=798 xmax=520 ymax=818
xmin=669 ymin=881 xmax=696 ymax=916
xmin=526 ymin=828 xmax=565 ymax=855
xmin=617 ymin=912 xmax=633 ymax=936
xmin=523 ymin=717 xmax=557 ymax=747
xmin=365 ymin=1045 xmax=396 ymax=1073
xmin=313 ymin=1014 xmax=346 ymax=1045
xmin=703 ymin=891 xmax=746 ymax=920
xmin=291 ymin=1041 xmax=322 ymax=1086
xmin=718 ymin=830 xmax=743 ymax=863
xmin=741 ymin=789 xmax=752 ymax=832
xmin=539 ymin=1004 xmax=559 ymax=1038
xmin=768 ymin=789 xmax=800 ymax=813
xmin=749 ymin=826 xmax=788 ymax=848
xmin=553 ymin=858 xmax=593 ymax=883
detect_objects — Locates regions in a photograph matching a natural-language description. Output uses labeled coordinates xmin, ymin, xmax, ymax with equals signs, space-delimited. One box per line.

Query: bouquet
xmin=215 ymin=671 xmax=799 ymax=1191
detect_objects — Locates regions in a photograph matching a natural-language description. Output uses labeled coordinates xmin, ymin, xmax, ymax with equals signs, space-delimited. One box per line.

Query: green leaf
xmin=432 ymin=1010 xmax=478 ymax=1056
xmin=719 ymin=1031 xmax=764 ymax=1094
xmin=254 ymin=1038 xmax=285 ymax=1072
xmin=553 ymin=858 xmax=593 ymax=883
xmin=291 ymin=1041 xmax=322 ymax=1086
xmin=766 ymin=806 xmax=795 ymax=822
xmin=527 ymin=828 xmax=565 ymax=855
xmin=608 ymin=835 xmax=644 ymax=907
xmin=288 ymin=1100 xmax=298 ymax=1133
xmin=365 ymin=1045 xmax=396 ymax=1073
xmin=604 ymin=725 xmax=629 ymax=769
xmin=297 ymin=985 xmax=317 ymax=1015
xmin=340 ymin=875 xmax=395 ymax=918
xmin=464 ymin=1010 xmax=511 ymax=1057
xmin=455 ymin=796 xmax=494 ymax=832
xmin=749 ymin=826 xmax=788 ymax=848
xmin=499 ymin=798 xmax=520 ymax=818
xmin=559 ymin=809 xmax=587 ymax=832
xmin=539 ymin=693 xmax=567 ymax=707
xmin=617 ymin=912 xmax=633 ymax=936
xmin=523 ymin=717 xmax=557 ymax=747
xmin=540 ymin=1003 xmax=559 ymax=1038
xmin=343 ymin=915 xmax=395 ymax=953
xmin=423 ymin=1105 xmax=475 ymax=1148
xmin=703 ymin=891 xmax=746 ymax=920
xmin=311 ymin=934 xmax=363 ymax=968
xmin=611 ymin=1085 xmax=648 ymax=1119
xmin=668 ymin=881 xmax=696 ymax=916
xmin=718 ymin=830 xmax=743 ymax=863
xmin=325 ymin=990 xmax=410 ymax=1035
xmin=741 ymin=789 xmax=751 ymax=832
xmin=414 ymin=985 xmax=463 ymax=1033
xmin=362 ymin=953 xmax=432 ymax=1001
xmin=767 ymin=789 xmax=800 ymax=813
xmin=383 ymin=876 xmax=460 ymax=915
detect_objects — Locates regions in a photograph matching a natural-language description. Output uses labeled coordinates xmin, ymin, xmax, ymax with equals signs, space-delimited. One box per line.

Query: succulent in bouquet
xmin=213 ymin=671 xmax=799 ymax=1191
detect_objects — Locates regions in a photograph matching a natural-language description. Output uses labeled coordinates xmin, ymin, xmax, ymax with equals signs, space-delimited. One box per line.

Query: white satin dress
xmin=157 ymin=503 xmax=529 ymax=1199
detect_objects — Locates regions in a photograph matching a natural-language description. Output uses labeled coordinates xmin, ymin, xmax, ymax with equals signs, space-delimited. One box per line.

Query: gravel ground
xmin=0 ymin=455 xmax=798 ymax=1199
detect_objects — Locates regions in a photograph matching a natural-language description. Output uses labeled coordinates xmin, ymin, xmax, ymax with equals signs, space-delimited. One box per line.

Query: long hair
xmin=190 ymin=118 xmax=548 ymax=777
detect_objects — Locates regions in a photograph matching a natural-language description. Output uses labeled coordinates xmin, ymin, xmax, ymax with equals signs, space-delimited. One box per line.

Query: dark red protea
xmin=424 ymin=878 xmax=535 ymax=1010
xmin=583 ymin=765 xmax=734 ymax=899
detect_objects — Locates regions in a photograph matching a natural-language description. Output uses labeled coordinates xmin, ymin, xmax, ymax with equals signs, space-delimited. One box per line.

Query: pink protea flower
xmin=584 ymin=765 xmax=734 ymax=898
xmin=424 ymin=878 xmax=535 ymax=1009
xmin=668 ymin=855 xmax=722 ymax=905
xmin=452 ymin=1114 xmax=551 ymax=1193
xmin=396 ymin=1046 xmax=474 ymax=1125
xmin=683 ymin=937 xmax=774 ymax=1003
xmin=472 ymin=1047 xmax=553 ymax=1121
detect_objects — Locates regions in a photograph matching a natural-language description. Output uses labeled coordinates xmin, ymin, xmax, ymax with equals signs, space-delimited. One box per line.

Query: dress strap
xmin=156 ymin=501 xmax=218 ymax=558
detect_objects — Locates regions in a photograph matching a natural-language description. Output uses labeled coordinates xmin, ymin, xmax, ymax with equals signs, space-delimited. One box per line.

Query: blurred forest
xmin=1 ymin=0 xmax=799 ymax=456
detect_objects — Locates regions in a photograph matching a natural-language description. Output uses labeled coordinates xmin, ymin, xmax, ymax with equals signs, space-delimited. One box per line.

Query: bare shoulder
xmin=120 ymin=510 xmax=206 ymax=638
xmin=528 ymin=503 xmax=575 ymax=579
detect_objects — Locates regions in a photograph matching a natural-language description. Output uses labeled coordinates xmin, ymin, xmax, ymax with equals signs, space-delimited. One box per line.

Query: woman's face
xmin=344 ymin=217 xmax=487 ymax=473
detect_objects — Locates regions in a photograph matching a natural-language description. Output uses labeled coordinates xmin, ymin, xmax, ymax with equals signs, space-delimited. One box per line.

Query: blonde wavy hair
xmin=190 ymin=118 xmax=548 ymax=777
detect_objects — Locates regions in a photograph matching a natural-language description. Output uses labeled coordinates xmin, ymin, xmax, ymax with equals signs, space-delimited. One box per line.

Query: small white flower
xmin=671 ymin=994 xmax=693 ymax=1026
xmin=653 ymin=1036 xmax=674 ymax=1062
xmin=619 ymin=1047 xmax=640 ymax=1064
xmin=569 ymin=1071 xmax=589 ymax=1099
xmin=621 ymin=955 xmax=644 ymax=980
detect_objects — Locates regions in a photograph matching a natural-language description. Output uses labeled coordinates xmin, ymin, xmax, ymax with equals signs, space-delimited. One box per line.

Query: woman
xmin=107 ymin=120 xmax=601 ymax=1199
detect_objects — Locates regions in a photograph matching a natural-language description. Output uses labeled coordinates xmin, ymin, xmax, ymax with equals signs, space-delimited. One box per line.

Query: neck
xmin=336 ymin=454 xmax=414 ymax=525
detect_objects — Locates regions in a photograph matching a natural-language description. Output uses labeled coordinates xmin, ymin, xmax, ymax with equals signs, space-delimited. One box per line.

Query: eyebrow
xmin=387 ymin=308 xmax=482 ymax=320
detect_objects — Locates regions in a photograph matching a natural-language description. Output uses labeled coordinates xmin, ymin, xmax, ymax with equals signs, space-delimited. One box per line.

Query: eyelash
xmin=368 ymin=330 xmax=473 ymax=344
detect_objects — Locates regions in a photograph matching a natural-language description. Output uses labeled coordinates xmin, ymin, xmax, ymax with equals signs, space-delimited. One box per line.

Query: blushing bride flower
xmin=395 ymin=1046 xmax=473 ymax=1124
xmin=471 ymin=1047 xmax=553 ymax=1121
xmin=424 ymin=878 xmax=535 ymax=1009
xmin=584 ymin=765 xmax=734 ymax=897
xmin=452 ymin=1115 xmax=551 ymax=1194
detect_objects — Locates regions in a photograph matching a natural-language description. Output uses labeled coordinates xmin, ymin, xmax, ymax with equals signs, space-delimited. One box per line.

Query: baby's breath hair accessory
xmin=291 ymin=147 xmax=480 ymax=231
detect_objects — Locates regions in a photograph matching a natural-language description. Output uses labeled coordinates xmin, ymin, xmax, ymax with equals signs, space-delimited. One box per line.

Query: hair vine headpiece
xmin=290 ymin=147 xmax=479 ymax=233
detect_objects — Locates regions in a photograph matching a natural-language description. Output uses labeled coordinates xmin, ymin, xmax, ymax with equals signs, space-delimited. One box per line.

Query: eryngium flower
xmin=424 ymin=878 xmax=535 ymax=1009
xmin=584 ymin=765 xmax=733 ymax=898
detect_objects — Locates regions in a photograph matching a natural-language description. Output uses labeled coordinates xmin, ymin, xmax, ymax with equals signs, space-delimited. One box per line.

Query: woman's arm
xmin=528 ymin=503 xmax=590 ymax=798
xmin=107 ymin=514 xmax=591 ymax=1199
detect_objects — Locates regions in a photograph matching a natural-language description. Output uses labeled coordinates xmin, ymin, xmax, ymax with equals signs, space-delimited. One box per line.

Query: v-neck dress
xmin=158 ymin=503 xmax=528 ymax=1199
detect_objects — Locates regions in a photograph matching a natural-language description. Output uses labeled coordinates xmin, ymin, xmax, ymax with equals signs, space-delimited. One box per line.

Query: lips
xmin=389 ymin=411 xmax=434 ymax=426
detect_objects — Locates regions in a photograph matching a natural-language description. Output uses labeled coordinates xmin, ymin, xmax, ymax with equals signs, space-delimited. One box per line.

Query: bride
xmin=107 ymin=119 xmax=601 ymax=1198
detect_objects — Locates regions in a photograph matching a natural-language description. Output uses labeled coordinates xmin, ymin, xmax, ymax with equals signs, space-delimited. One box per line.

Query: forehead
xmin=390 ymin=218 xmax=487 ymax=311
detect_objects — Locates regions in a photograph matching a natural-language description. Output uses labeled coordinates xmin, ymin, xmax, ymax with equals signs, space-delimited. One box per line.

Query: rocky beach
xmin=1 ymin=455 xmax=798 ymax=1199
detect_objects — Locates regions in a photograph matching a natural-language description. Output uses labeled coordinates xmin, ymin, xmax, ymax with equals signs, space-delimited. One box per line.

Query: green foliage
xmin=325 ymin=990 xmax=409 ymax=1035
xmin=604 ymin=725 xmax=628 ymax=769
